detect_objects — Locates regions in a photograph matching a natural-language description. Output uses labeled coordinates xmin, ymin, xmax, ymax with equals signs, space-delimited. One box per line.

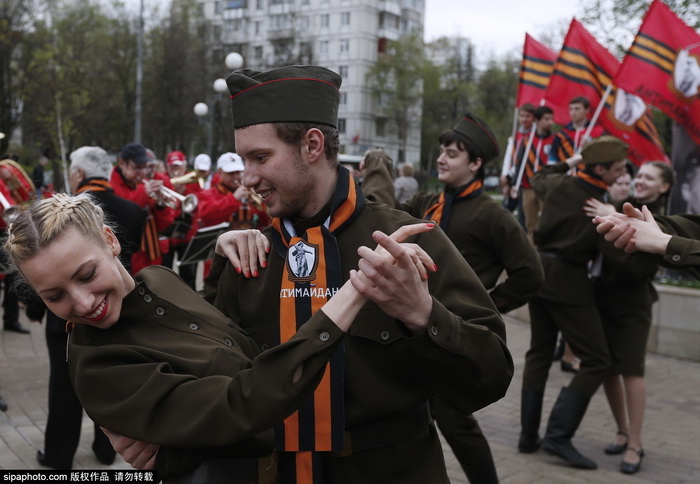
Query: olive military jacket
xmin=656 ymin=213 xmax=700 ymax=279
xmin=210 ymin=198 xmax=513 ymax=483
xmin=360 ymin=156 xmax=543 ymax=314
xmin=68 ymin=266 xmax=345 ymax=478
xmin=401 ymin=191 xmax=543 ymax=314
xmin=532 ymin=162 xmax=641 ymax=305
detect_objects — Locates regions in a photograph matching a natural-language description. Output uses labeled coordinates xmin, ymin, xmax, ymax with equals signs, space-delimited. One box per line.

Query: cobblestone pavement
xmin=2 ymin=311 xmax=699 ymax=483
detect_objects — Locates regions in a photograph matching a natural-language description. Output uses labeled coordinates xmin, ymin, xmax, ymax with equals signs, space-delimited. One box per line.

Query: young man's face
xmin=538 ymin=113 xmax=554 ymax=133
xmin=597 ymin=160 xmax=629 ymax=186
xmin=236 ymin=123 xmax=316 ymax=218
xmin=568 ymin=102 xmax=589 ymax=125
xmin=519 ymin=111 xmax=534 ymax=130
xmin=436 ymin=141 xmax=479 ymax=188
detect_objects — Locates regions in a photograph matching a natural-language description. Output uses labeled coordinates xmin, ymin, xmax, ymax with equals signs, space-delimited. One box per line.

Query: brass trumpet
xmin=248 ymin=191 xmax=264 ymax=211
xmin=170 ymin=171 xmax=199 ymax=186
xmin=0 ymin=191 xmax=19 ymax=223
xmin=145 ymin=181 xmax=198 ymax=213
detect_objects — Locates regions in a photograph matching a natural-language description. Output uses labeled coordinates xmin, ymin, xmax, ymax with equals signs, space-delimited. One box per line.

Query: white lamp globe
xmin=193 ymin=102 xmax=209 ymax=117
xmin=225 ymin=52 xmax=244 ymax=70
xmin=213 ymin=78 xmax=228 ymax=93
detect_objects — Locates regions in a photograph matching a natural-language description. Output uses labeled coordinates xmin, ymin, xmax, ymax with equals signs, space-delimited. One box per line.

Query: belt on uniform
xmin=538 ymin=250 xmax=560 ymax=259
xmin=336 ymin=400 xmax=433 ymax=455
xmin=163 ymin=456 xmax=264 ymax=484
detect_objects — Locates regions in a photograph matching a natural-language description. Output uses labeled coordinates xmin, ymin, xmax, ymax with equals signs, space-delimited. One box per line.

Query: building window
xmin=338 ymin=118 xmax=347 ymax=134
xmin=320 ymin=40 xmax=329 ymax=54
xmin=376 ymin=118 xmax=386 ymax=137
xmin=213 ymin=24 xmax=222 ymax=40
xmin=320 ymin=14 xmax=330 ymax=28
xmin=339 ymin=91 xmax=347 ymax=105
xmin=340 ymin=12 xmax=350 ymax=26
xmin=255 ymin=21 xmax=261 ymax=34
xmin=256 ymin=0 xmax=264 ymax=9
xmin=339 ymin=65 xmax=348 ymax=78
xmin=215 ymin=1 xmax=222 ymax=14
xmin=255 ymin=46 xmax=263 ymax=59
xmin=339 ymin=39 xmax=349 ymax=53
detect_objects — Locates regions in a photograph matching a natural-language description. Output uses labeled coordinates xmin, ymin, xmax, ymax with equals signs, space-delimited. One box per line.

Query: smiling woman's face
xmin=19 ymin=226 xmax=134 ymax=329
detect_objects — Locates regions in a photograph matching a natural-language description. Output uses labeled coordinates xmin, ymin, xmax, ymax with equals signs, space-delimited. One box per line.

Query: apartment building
xmin=198 ymin=0 xmax=424 ymax=164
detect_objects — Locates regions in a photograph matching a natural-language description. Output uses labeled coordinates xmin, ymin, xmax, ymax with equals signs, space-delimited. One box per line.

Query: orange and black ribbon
xmin=271 ymin=166 xmax=363 ymax=484
xmin=576 ymin=170 xmax=609 ymax=192
xmin=75 ymin=178 xmax=112 ymax=194
xmin=423 ymin=179 xmax=483 ymax=231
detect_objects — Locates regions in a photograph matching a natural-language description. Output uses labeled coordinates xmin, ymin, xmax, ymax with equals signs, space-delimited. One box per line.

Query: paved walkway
xmin=1 ymin=310 xmax=699 ymax=483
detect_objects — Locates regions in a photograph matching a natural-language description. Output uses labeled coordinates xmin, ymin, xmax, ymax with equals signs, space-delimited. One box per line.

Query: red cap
xmin=166 ymin=151 xmax=186 ymax=166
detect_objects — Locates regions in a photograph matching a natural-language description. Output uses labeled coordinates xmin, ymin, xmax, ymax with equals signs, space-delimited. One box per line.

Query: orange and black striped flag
xmin=544 ymin=18 xmax=668 ymax=166
xmin=614 ymin=0 xmax=700 ymax=144
xmin=271 ymin=166 xmax=363 ymax=484
xmin=517 ymin=34 xmax=557 ymax=107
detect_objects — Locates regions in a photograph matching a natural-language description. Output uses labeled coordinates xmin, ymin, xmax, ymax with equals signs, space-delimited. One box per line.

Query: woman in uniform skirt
xmin=586 ymin=161 xmax=674 ymax=474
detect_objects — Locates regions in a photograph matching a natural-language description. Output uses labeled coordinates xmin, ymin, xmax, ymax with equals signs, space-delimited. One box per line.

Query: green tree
xmin=475 ymin=54 xmax=520 ymax=176
xmin=0 ymin=0 xmax=33 ymax=155
xmin=366 ymin=33 xmax=426 ymax=163
xmin=142 ymin=0 xmax=211 ymax=158
xmin=581 ymin=0 xmax=699 ymax=56
xmin=420 ymin=37 xmax=476 ymax=174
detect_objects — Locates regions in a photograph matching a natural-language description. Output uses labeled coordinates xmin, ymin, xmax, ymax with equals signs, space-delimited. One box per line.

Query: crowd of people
xmin=0 ymin=63 xmax=697 ymax=483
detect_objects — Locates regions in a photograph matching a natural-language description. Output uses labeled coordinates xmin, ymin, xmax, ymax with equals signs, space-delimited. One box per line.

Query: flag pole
xmin=578 ymin=84 xmax=613 ymax=152
xmin=501 ymin=108 xmax=519 ymax=178
xmin=511 ymin=122 xmax=538 ymax=197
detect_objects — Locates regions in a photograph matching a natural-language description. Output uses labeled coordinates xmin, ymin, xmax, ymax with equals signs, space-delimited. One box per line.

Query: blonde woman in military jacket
xmin=4 ymin=193 xmax=435 ymax=482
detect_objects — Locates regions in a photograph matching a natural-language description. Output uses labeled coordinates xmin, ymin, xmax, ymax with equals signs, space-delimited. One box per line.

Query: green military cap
xmin=226 ymin=65 xmax=342 ymax=129
xmin=580 ymin=135 xmax=629 ymax=164
xmin=452 ymin=112 xmax=500 ymax=162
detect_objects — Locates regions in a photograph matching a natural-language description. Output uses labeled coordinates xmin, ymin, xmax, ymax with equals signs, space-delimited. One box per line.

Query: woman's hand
xmin=101 ymin=428 xmax=158 ymax=470
xmin=215 ymin=229 xmax=270 ymax=278
xmin=583 ymin=197 xmax=616 ymax=218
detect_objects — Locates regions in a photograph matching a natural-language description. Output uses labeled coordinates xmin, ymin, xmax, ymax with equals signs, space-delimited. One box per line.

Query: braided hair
xmin=4 ymin=193 xmax=106 ymax=269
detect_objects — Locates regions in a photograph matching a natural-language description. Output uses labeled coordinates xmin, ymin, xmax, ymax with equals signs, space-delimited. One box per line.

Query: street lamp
xmin=194 ymin=53 xmax=244 ymax=157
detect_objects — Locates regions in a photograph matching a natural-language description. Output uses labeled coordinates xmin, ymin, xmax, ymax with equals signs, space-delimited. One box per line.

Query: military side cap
xmin=580 ymin=135 xmax=628 ymax=164
xmin=452 ymin=113 xmax=500 ymax=162
xmin=226 ymin=65 xmax=342 ymax=129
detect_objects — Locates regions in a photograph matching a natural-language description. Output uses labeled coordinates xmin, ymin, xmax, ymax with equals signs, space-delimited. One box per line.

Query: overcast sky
xmin=424 ymin=0 xmax=584 ymax=58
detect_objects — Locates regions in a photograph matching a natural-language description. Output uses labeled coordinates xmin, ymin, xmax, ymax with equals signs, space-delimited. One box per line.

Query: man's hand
xmin=101 ymin=428 xmax=158 ymax=470
xmin=215 ymin=229 xmax=270 ymax=278
xmin=350 ymin=225 xmax=435 ymax=333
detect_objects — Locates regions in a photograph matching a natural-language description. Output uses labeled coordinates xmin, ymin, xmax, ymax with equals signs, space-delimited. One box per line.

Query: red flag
xmin=614 ymin=0 xmax=700 ymax=145
xmin=517 ymin=34 xmax=557 ymax=107
xmin=544 ymin=18 xmax=669 ymax=165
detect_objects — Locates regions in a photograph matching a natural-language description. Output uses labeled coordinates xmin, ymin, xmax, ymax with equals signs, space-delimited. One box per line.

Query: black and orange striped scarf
xmin=576 ymin=170 xmax=609 ymax=192
xmin=75 ymin=178 xmax=112 ymax=194
xmin=423 ymin=179 xmax=483 ymax=231
xmin=76 ymin=177 xmax=160 ymax=261
xmin=270 ymin=166 xmax=363 ymax=483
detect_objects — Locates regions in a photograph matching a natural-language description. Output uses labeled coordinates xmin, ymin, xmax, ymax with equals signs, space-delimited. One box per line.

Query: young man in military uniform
xmin=107 ymin=66 xmax=513 ymax=484
xmin=217 ymin=66 xmax=511 ymax=483
xmin=520 ymin=136 xmax=630 ymax=469
xmin=362 ymin=113 xmax=544 ymax=483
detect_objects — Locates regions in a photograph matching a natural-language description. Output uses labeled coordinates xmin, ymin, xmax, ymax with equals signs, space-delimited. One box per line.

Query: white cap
xmin=217 ymin=152 xmax=244 ymax=173
xmin=194 ymin=153 xmax=212 ymax=171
